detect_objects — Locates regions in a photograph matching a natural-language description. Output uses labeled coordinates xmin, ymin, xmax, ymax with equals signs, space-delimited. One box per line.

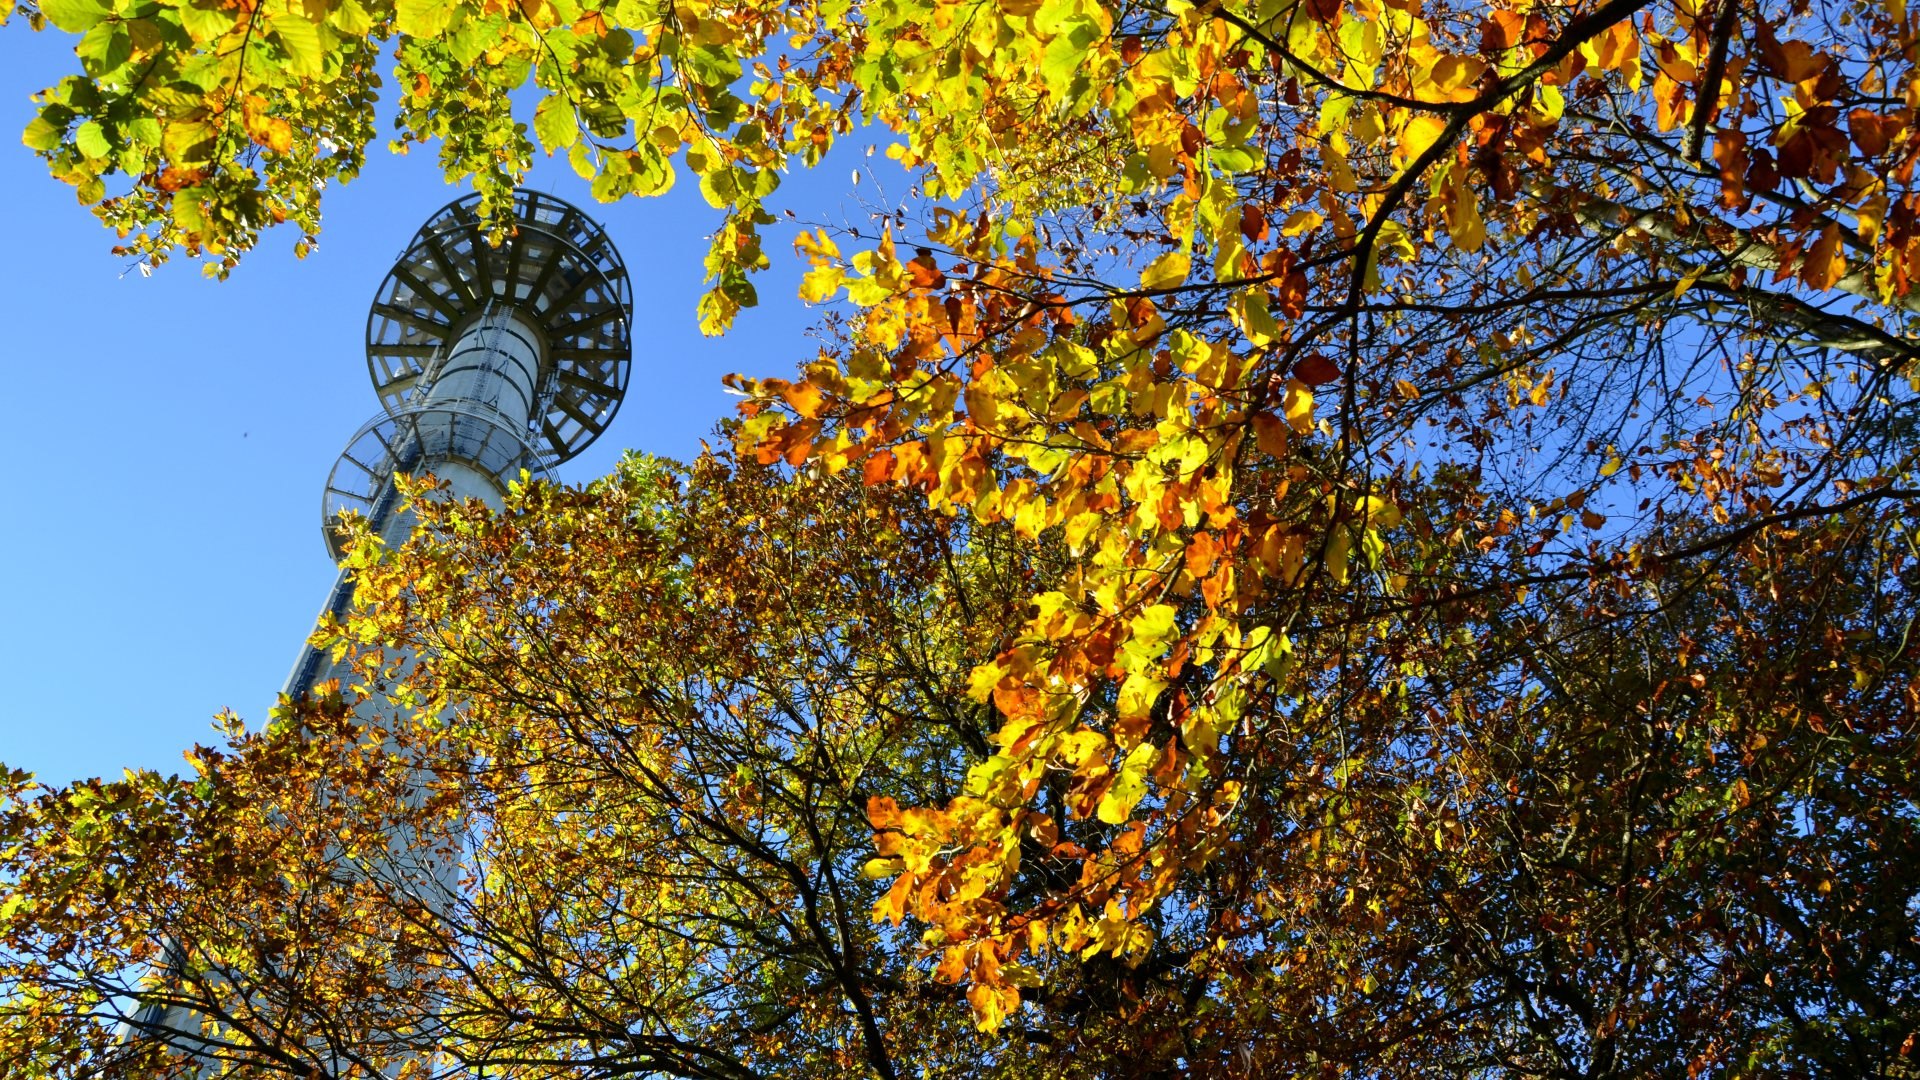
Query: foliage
xmin=3 ymin=457 xmax=1060 ymax=1077
xmin=4 ymin=460 xmax=1919 ymax=1075
xmin=11 ymin=0 xmax=1920 ymax=1071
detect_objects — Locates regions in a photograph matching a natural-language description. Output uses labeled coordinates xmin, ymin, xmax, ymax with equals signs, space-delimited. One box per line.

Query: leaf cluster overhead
xmin=10 ymin=0 xmax=1920 ymax=1070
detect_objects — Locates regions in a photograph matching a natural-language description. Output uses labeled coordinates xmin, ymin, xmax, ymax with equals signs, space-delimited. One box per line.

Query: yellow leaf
xmin=1140 ymin=251 xmax=1192 ymax=290
xmin=963 ymin=381 xmax=1001 ymax=430
xmin=1397 ymin=114 xmax=1451 ymax=167
xmin=394 ymin=0 xmax=454 ymax=38
xmin=1129 ymin=603 xmax=1180 ymax=649
xmin=1355 ymin=494 xmax=1401 ymax=528
xmin=1097 ymin=742 xmax=1160 ymax=824
xmin=1428 ymin=54 xmax=1485 ymax=97
xmin=1323 ymin=147 xmax=1359 ymax=192
xmin=1282 ymin=378 xmax=1315 ymax=434
xmin=1446 ymin=182 xmax=1484 ymax=252
xmin=798 ymin=265 xmax=844 ymax=303
xmin=1117 ymin=671 xmax=1165 ymax=720
xmin=862 ymin=856 xmax=904 ymax=879
xmin=1351 ymin=105 xmax=1384 ymax=146
xmin=794 ymin=228 xmax=840 ymax=263
xmin=1324 ymin=528 xmax=1352 ymax=584
xmin=967 ymin=981 xmax=1021 ymax=1032
xmin=1280 ymin=209 xmax=1325 ymax=237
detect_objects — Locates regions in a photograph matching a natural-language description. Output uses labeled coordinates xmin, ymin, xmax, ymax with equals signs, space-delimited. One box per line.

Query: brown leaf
xmin=1848 ymin=109 xmax=1894 ymax=157
xmin=1294 ymin=354 xmax=1341 ymax=386
xmin=1240 ymin=203 xmax=1270 ymax=243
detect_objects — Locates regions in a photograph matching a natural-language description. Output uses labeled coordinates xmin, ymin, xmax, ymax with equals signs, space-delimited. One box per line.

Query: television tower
xmin=132 ymin=189 xmax=632 ymax=1071
xmin=287 ymin=188 xmax=633 ymax=695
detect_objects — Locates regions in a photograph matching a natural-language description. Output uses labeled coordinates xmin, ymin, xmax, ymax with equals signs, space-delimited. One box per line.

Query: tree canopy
xmin=7 ymin=0 xmax=1920 ymax=1072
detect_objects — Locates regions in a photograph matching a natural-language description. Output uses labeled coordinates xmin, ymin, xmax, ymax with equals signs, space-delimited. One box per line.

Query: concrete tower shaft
xmin=425 ymin=306 xmax=546 ymax=423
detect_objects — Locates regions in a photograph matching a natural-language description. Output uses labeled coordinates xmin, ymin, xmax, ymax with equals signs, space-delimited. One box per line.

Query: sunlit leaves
xmin=37 ymin=0 xmax=108 ymax=33
xmin=17 ymin=0 xmax=1920 ymax=1058
xmin=393 ymin=0 xmax=455 ymax=38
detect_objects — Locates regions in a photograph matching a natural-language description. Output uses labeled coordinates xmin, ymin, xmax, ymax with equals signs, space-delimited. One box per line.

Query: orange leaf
xmin=1481 ymin=10 xmax=1524 ymax=54
xmin=782 ymin=419 xmax=821 ymax=466
xmin=1239 ymin=203 xmax=1270 ymax=242
xmin=1849 ymin=109 xmax=1893 ymax=158
xmin=868 ymin=795 xmax=902 ymax=829
xmin=1250 ymin=412 xmax=1291 ymax=458
xmin=873 ymin=873 xmax=913 ymax=926
xmin=779 ymin=380 xmax=826 ymax=419
xmin=1801 ymin=224 xmax=1845 ymax=292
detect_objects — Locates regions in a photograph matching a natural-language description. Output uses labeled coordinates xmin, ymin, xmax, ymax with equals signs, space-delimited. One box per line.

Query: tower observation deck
xmin=287 ymin=188 xmax=633 ymax=696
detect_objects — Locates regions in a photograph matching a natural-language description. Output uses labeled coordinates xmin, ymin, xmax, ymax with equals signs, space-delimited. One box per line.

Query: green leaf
xmin=394 ymin=0 xmax=455 ymax=39
xmin=567 ymin=141 xmax=596 ymax=179
xmin=125 ymin=116 xmax=161 ymax=148
xmin=1039 ymin=16 xmax=1100 ymax=97
xmin=271 ymin=14 xmax=326 ymax=77
xmin=630 ymin=149 xmax=674 ymax=196
xmin=698 ymin=165 xmax=742 ymax=209
xmin=22 ymin=116 xmax=63 ymax=153
xmin=683 ymin=44 xmax=741 ymax=89
xmin=73 ymin=121 xmax=111 ymax=159
xmin=162 ymin=119 xmax=215 ymax=165
xmin=533 ymin=95 xmax=578 ymax=153
xmin=75 ymin=22 xmax=131 ymax=79
xmin=1242 ymin=625 xmax=1292 ymax=680
xmin=178 ymin=1 xmax=237 ymax=42
xmin=1211 ymin=144 xmax=1261 ymax=173
xmin=178 ymin=54 xmax=224 ymax=91
xmin=38 ymin=0 xmax=110 ymax=33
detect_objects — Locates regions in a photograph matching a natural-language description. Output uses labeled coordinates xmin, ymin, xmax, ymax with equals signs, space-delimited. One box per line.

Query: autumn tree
xmin=10 ymin=0 xmax=1920 ymax=1071
xmin=5 ymin=454 xmax=1172 ymax=1077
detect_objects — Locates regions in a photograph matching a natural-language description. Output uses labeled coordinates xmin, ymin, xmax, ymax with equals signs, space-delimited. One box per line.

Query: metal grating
xmin=364 ymin=189 xmax=633 ymax=466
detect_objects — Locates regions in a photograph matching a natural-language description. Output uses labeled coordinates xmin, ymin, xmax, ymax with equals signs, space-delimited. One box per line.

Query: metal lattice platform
xmin=364 ymin=189 xmax=633 ymax=466
xmin=321 ymin=403 xmax=552 ymax=559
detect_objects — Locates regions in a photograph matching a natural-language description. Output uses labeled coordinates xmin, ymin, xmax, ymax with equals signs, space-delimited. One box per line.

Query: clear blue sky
xmin=0 ymin=31 xmax=879 ymax=787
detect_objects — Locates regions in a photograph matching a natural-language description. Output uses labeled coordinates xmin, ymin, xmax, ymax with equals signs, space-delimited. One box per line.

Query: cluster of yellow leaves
xmin=735 ymin=190 xmax=1421 ymax=1025
xmin=717 ymin=0 xmax=1920 ymax=1030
